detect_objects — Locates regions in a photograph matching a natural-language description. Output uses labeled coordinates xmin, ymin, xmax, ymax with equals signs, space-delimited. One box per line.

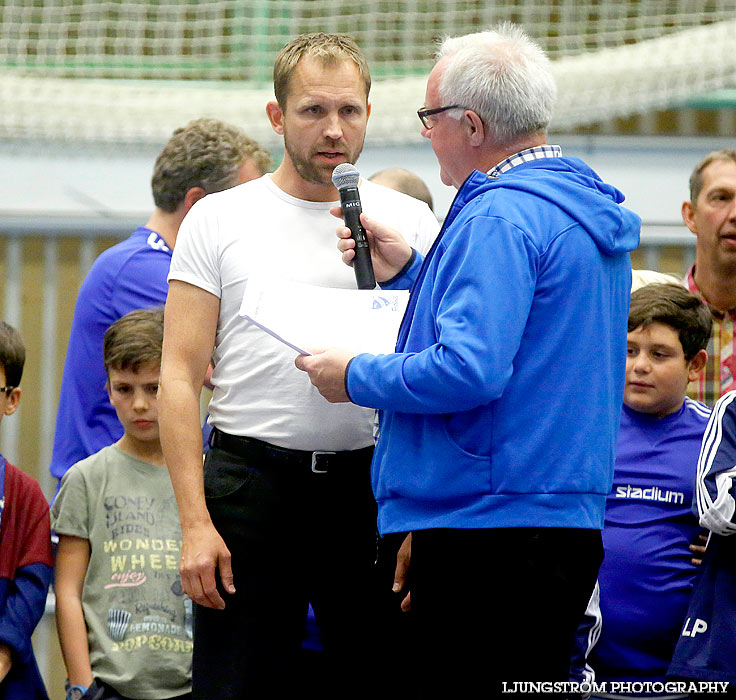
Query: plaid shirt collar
xmin=686 ymin=265 xmax=734 ymax=319
xmin=487 ymin=145 xmax=562 ymax=179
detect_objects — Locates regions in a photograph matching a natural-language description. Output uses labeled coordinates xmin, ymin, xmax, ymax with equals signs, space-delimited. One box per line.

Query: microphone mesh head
xmin=332 ymin=163 xmax=360 ymax=190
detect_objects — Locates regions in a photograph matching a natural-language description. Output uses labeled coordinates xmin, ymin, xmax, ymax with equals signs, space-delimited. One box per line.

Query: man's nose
xmin=324 ymin=113 xmax=343 ymax=141
xmin=728 ymin=197 xmax=736 ymax=220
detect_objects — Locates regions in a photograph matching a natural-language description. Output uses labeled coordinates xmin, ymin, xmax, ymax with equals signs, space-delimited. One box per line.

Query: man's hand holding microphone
xmin=331 ymin=163 xmax=414 ymax=287
xmin=295 ymin=163 xmax=415 ymax=401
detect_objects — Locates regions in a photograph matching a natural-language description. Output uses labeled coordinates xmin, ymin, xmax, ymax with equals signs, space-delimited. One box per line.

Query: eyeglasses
xmin=417 ymin=104 xmax=469 ymax=129
xmin=0 ymin=386 xmax=15 ymax=395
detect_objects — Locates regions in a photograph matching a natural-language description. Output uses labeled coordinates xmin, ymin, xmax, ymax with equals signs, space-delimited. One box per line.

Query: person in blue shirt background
xmin=576 ymin=283 xmax=712 ymax=699
xmin=669 ymin=391 xmax=736 ymax=694
xmin=49 ymin=119 xmax=270 ymax=488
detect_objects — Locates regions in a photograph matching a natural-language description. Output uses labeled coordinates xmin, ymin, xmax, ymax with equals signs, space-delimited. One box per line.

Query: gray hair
xmin=436 ymin=23 xmax=556 ymax=145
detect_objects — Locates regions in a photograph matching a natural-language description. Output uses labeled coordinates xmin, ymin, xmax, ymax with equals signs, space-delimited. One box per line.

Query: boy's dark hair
xmin=628 ymin=284 xmax=712 ymax=361
xmin=0 ymin=321 xmax=25 ymax=388
xmin=103 ymin=308 xmax=164 ymax=375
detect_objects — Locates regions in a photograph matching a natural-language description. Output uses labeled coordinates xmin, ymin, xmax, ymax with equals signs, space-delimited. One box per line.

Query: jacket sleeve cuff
xmin=344 ymin=356 xmax=357 ymax=403
xmin=380 ymin=249 xmax=421 ymax=290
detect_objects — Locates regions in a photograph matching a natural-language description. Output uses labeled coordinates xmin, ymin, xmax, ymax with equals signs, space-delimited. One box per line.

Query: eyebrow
xmin=627 ymin=342 xmax=677 ymax=351
xmin=647 ymin=344 xmax=677 ymax=352
xmin=297 ymin=95 xmax=364 ymax=108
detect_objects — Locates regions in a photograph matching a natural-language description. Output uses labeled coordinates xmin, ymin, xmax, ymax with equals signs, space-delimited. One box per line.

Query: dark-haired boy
xmin=582 ymin=284 xmax=712 ymax=697
xmin=0 ymin=321 xmax=53 ymax=700
xmin=52 ymin=309 xmax=192 ymax=700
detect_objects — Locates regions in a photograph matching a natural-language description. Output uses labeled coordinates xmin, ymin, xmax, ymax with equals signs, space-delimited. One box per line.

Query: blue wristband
xmin=66 ymin=685 xmax=88 ymax=700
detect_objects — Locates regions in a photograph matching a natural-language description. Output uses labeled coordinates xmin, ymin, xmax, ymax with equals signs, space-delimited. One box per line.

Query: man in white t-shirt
xmin=159 ymin=32 xmax=437 ymax=699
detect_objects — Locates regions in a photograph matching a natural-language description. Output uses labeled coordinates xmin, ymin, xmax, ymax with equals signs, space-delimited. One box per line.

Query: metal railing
xmin=0 ymin=217 xmax=136 ymax=498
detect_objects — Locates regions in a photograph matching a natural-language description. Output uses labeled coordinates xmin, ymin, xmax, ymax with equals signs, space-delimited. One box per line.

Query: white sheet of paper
xmin=239 ymin=276 xmax=409 ymax=356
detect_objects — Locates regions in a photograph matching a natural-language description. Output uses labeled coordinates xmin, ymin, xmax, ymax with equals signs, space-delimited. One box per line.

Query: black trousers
xmin=191 ymin=438 xmax=408 ymax=700
xmin=410 ymin=527 xmax=604 ymax=700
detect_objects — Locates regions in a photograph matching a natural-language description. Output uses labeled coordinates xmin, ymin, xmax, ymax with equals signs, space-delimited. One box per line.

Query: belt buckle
xmin=311 ymin=451 xmax=336 ymax=474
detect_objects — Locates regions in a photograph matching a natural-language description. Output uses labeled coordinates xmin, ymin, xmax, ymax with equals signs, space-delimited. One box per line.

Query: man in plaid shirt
xmin=682 ymin=149 xmax=736 ymax=407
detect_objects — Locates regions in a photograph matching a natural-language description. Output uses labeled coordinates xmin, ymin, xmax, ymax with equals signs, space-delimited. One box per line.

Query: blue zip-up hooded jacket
xmin=346 ymin=157 xmax=641 ymax=535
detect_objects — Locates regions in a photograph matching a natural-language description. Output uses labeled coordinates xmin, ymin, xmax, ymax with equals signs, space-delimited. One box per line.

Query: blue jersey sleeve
xmin=0 ymin=563 xmax=52 ymax=660
xmin=0 ymin=467 xmax=53 ymax=662
xmin=696 ymin=391 xmax=736 ymax=535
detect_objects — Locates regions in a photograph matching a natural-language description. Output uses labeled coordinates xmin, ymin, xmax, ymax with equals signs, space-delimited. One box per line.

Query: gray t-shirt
xmin=51 ymin=444 xmax=191 ymax=699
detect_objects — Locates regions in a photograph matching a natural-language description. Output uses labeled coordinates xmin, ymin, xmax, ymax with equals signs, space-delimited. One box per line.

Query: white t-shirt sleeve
xmin=168 ymin=197 xmax=222 ymax=298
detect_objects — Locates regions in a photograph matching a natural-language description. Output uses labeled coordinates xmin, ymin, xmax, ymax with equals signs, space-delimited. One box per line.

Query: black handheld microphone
xmin=332 ymin=163 xmax=376 ymax=290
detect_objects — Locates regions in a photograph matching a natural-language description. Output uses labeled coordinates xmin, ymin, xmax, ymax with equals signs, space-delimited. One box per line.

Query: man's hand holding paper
xmin=295 ymin=348 xmax=355 ymax=403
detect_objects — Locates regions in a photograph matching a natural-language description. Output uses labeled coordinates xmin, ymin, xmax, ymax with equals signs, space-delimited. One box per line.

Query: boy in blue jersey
xmin=669 ymin=394 xmax=736 ymax=695
xmin=578 ymin=284 xmax=712 ymax=698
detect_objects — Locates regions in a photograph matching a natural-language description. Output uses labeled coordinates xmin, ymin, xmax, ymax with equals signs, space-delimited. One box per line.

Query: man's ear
xmin=266 ymin=101 xmax=285 ymax=135
xmin=465 ymin=110 xmax=485 ymax=147
xmin=3 ymin=387 xmax=21 ymax=417
xmin=183 ymin=186 xmax=206 ymax=213
xmin=682 ymin=200 xmax=697 ymax=235
xmin=687 ymin=348 xmax=708 ymax=383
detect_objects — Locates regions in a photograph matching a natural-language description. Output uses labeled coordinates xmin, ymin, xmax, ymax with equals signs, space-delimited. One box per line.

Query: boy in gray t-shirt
xmin=52 ymin=308 xmax=192 ymax=700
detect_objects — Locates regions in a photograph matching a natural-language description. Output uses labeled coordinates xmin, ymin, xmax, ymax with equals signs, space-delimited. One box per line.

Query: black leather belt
xmin=209 ymin=427 xmax=373 ymax=474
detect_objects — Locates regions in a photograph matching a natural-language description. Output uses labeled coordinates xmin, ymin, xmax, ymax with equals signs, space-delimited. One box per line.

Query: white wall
xmin=0 ymin=135 xmax=731 ymax=234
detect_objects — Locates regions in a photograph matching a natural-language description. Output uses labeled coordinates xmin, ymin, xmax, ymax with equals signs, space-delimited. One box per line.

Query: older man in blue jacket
xmin=297 ymin=23 xmax=641 ymax=698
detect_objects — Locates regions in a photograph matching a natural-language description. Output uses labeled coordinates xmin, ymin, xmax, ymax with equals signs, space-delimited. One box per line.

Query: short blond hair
xmin=273 ymin=32 xmax=371 ymax=109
